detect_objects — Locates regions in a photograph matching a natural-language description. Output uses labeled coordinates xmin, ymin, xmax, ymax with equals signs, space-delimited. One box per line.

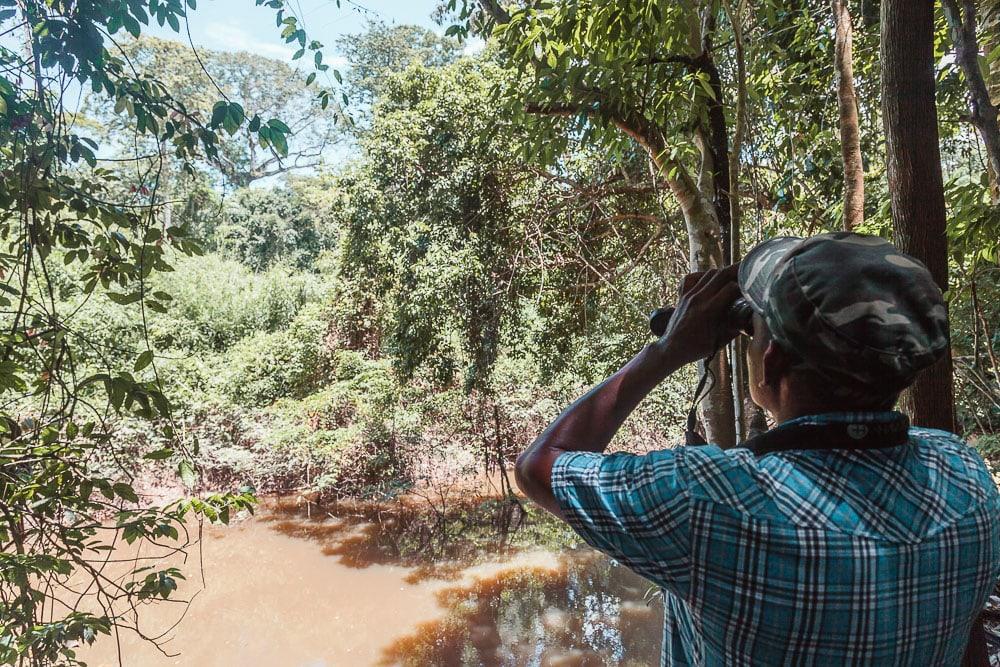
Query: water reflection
xmin=265 ymin=496 xmax=663 ymax=666
xmin=380 ymin=550 xmax=662 ymax=667
xmin=78 ymin=495 xmax=662 ymax=666
xmin=262 ymin=494 xmax=543 ymax=582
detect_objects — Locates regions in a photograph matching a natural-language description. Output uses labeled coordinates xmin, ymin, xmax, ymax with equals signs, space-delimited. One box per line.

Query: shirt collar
xmin=746 ymin=411 xmax=910 ymax=458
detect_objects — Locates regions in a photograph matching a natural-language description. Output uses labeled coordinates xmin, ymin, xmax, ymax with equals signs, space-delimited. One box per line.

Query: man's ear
xmin=761 ymin=340 xmax=792 ymax=388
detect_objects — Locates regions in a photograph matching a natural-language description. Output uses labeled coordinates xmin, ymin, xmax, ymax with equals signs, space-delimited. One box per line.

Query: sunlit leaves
xmin=0 ymin=0 xmax=282 ymax=658
xmin=256 ymin=0 xmax=346 ymax=116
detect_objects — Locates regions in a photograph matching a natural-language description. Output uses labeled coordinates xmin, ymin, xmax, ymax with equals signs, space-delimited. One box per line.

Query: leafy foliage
xmin=0 ymin=0 xmax=336 ymax=657
xmin=89 ymin=37 xmax=345 ymax=188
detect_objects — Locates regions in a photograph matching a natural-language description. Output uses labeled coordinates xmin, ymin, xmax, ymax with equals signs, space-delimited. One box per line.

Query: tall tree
xmin=831 ymin=0 xmax=864 ymax=228
xmin=984 ymin=0 xmax=1000 ymax=201
xmin=90 ymin=37 xmax=343 ymax=188
xmin=943 ymin=0 xmax=1000 ymax=205
xmin=336 ymin=20 xmax=461 ymax=127
xmin=474 ymin=1 xmax=739 ymax=446
xmin=880 ymin=0 xmax=955 ymax=430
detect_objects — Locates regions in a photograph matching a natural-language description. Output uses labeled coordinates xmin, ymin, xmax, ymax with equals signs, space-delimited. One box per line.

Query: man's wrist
xmin=643 ymin=337 xmax=687 ymax=380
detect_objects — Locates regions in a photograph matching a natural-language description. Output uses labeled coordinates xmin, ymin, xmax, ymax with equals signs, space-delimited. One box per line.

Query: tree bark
xmin=612 ymin=116 xmax=737 ymax=447
xmin=944 ymin=0 xmax=1000 ymax=205
xmin=723 ymin=0 xmax=761 ymax=442
xmin=645 ymin=130 xmax=737 ymax=448
xmin=832 ymin=0 xmax=865 ymax=229
xmin=880 ymin=0 xmax=956 ymax=432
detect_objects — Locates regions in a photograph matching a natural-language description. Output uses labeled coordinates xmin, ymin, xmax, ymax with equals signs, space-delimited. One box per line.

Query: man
xmin=515 ymin=232 xmax=1000 ymax=665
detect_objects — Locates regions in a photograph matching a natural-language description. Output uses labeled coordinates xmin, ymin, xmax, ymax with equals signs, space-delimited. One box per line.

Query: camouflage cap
xmin=737 ymin=232 xmax=949 ymax=396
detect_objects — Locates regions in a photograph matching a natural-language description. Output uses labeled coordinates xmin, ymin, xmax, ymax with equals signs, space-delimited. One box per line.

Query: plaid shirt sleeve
xmin=550 ymin=448 xmax=694 ymax=595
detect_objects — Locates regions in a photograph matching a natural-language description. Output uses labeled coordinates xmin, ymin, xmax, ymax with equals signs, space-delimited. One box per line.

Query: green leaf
xmin=271 ymin=130 xmax=288 ymax=156
xmin=134 ymin=350 xmax=153 ymax=372
xmin=178 ymin=460 xmax=197 ymax=487
xmin=113 ymin=483 xmax=139 ymax=503
xmin=227 ymin=102 xmax=245 ymax=128
xmin=107 ymin=292 xmax=143 ymax=305
xmin=144 ymin=448 xmax=174 ymax=460
xmin=210 ymin=101 xmax=228 ymax=128
xmin=267 ymin=118 xmax=291 ymax=134
xmin=98 ymin=480 xmax=115 ymax=500
xmin=123 ymin=14 xmax=141 ymax=37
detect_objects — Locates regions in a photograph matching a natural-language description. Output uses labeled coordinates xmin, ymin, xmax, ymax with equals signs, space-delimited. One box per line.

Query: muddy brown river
xmin=79 ymin=496 xmax=663 ymax=666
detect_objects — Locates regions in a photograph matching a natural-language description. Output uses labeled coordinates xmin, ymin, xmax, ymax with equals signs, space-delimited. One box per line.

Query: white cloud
xmin=201 ymin=24 xmax=349 ymax=72
xmin=207 ymin=24 xmax=296 ymax=61
xmin=462 ymin=38 xmax=485 ymax=56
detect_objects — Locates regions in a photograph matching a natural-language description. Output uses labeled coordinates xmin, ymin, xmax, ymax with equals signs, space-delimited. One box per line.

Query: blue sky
xmin=149 ymin=0 xmax=445 ymax=65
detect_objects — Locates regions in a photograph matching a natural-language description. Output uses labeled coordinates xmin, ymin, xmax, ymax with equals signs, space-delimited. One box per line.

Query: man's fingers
xmin=707 ymin=281 xmax=741 ymax=309
xmin=681 ymin=264 xmax=740 ymax=302
xmin=680 ymin=271 xmax=707 ymax=297
xmin=690 ymin=265 xmax=738 ymax=300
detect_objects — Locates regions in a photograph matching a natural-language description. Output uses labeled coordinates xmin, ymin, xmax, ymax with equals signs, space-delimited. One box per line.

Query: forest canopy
xmin=0 ymin=0 xmax=998 ymax=663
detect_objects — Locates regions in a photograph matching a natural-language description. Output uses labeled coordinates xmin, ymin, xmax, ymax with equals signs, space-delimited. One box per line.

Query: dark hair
xmin=787 ymin=365 xmax=901 ymax=412
xmin=757 ymin=320 xmax=901 ymax=411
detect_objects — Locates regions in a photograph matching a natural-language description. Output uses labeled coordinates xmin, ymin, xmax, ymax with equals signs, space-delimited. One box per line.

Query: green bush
xmin=214 ymin=186 xmax=337 ymax=272
xmin=257 ymin=353 xmax=422 ymax=497
xmin=216 ymin=301 xmax=334 ymax=406
xmin=149 ymin=254 xmax=325 ymax=352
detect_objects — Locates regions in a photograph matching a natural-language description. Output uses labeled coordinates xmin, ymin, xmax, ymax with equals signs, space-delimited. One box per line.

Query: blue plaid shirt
xmin=551 ymin=412 xmax=1000 ymax=666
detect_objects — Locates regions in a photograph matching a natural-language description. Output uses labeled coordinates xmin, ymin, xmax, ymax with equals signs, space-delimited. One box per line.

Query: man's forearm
xmin=516 ymin=265 xmax=741 ymax=517
xmin=514 ymin=340 xmax=685 ymax=516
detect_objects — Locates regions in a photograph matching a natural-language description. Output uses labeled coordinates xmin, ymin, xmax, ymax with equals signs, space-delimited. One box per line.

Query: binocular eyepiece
xmin=649 ymin=297 xmax=754 ymax=338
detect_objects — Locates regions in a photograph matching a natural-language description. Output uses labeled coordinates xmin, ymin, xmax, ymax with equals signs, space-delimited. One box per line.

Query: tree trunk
xmin=723 ymin=0 xmax=764 ymax=442
xmin=880 ymin=0 xmax=956 ymax=432
xmin=984 ymin=0 xmax=1000 ymax=201
xmin=662 ymin=158 xmax=737 ymax=448
xmin=832 ymin=0 xmax=865 ymax=229
xmin=512 ymin=6 xmax=739 ymax=448
xmin=944 ymin=0 xmax=1000 ymax=206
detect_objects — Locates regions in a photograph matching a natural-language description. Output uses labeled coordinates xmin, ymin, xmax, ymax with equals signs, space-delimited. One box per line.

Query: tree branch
xmin=477 ymin=0 xmax=510 ymax=25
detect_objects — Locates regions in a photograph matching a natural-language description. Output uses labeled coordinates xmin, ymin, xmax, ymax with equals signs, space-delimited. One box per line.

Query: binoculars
xmin=649 ymin=297 xmax=754 ymax=338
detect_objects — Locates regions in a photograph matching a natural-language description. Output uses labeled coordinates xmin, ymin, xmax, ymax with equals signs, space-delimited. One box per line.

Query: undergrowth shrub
xmin=149 ymin=254 xmax=325 ymax=352
xmin=217 ymin=301 xmax=335 ymax=406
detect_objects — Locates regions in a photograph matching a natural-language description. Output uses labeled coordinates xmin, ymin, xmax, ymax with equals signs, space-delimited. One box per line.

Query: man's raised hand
xmin=656 ymin=264 xmax=741 ymax=367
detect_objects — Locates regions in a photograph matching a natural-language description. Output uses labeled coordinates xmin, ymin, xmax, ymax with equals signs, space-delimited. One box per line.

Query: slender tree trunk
xmin=984 ymin=0 xmax=1000 ymax=201
xmin=600 ymin=105 xmax=737 ymax=446
xmin=832 ymin=0 xmax=865 ymax=229
xmin=723 ymin=0 xmax=762 ymax=442
xmin=944 ymin=0 xmax=1000 ymax=205
xmin=658 ymin=153 xmax=737 ymax=448
xmin=880 ymin=0 xmax=956 ymax=432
